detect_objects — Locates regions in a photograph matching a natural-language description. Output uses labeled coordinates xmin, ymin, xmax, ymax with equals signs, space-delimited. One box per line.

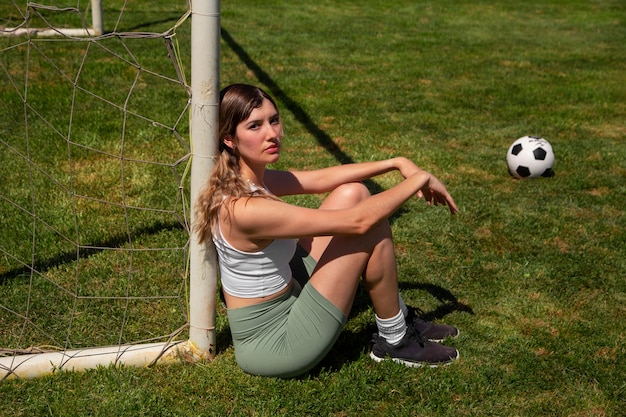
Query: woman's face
xmin=227 ymin=98 xmax=282 ymax=169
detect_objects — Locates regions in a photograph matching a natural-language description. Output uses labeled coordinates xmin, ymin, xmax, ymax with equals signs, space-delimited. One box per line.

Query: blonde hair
xmin=194 ymin=84 xmax=280 ymax=244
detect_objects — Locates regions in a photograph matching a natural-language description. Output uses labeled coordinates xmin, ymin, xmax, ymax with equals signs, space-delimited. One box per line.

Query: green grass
xmin=1 ymin=0 xmax=625 ymax=416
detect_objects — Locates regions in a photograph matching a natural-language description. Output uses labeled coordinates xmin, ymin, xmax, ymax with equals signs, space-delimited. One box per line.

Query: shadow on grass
xmin=306 ymin=283 xmax=472 ymax=376
xmin=399 ymin=282 xmax=475 ymax=321
xmin=310 ymin=284 xmax=472 ymax=376
xmin=0 ymin=221 xmax=185 ymax=285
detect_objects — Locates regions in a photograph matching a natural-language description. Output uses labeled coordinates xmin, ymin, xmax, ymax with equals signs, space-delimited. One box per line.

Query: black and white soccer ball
xmin=506 ymin=136 xmax=555 ymax=179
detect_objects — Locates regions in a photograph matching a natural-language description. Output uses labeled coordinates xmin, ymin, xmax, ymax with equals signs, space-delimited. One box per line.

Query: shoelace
xmin=407 ymin=307 xmax=435 ymax=331
xmin=404 ymin=324 xmax=427 ymax=346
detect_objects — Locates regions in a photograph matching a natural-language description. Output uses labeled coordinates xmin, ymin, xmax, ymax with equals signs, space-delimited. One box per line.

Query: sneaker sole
xmin=369 ymin=350 xmax=459 ymax=368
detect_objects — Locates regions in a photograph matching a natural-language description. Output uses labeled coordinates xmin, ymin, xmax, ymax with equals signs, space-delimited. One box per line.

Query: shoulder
xmin=264 ymin=170 xmax=301 ymax=196
xmin=226 ymin=194 xmax=287 ymax=227
xmin=224 ymin=193 xmax=327 ymax=240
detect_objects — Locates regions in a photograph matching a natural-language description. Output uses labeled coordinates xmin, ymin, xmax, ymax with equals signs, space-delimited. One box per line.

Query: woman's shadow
xmin=307 ymin=281 xmax=473 ymax=376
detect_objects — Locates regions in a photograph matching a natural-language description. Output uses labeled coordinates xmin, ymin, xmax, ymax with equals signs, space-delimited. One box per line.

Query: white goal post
xmin=188 ymin=0 xmax=220 ymax=364
xmin=0 ymin=0 xmax=220 ymax=380
xmin=1 ymin=0 xmax=104 ymax=37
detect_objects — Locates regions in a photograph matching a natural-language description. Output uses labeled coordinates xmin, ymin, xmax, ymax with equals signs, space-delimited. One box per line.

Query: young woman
xmin=195 ymin=84 xmax=460 ymax=378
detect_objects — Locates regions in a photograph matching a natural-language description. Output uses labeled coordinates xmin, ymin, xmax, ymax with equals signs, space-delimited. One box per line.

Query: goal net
xmin=0 ymin=0 xmax=219 ymax=380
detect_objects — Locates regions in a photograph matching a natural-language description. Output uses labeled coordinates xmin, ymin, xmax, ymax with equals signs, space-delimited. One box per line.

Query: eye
xmin=270 ymin=115 xmax=280 ymax=125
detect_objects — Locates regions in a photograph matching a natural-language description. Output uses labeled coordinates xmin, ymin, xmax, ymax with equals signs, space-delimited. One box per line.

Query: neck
xmin=239 ymin=164 xmax=265 ymax=188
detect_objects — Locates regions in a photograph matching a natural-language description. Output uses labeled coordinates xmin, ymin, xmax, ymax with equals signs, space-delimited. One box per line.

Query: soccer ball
xmin=506 ymin=136 xmax=555 ymax=179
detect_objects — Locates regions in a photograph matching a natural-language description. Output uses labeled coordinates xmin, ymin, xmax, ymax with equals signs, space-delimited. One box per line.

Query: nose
xmin=264 ymin=122 xmax=281 ymax=141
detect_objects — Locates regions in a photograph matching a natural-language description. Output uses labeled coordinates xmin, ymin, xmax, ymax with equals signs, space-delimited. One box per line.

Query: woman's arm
xmin=265 ymin=157 xmax=421 ymax=196
xmin=228 ymin=168 xmax=456 ymax=244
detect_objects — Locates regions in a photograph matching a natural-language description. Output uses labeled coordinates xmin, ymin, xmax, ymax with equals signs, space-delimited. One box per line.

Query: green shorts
xmin=226 ymin=249 xmax=347 ymax=378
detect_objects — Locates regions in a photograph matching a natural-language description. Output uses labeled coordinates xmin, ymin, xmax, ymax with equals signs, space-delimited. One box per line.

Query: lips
xmin=266 ymin=143 xmax=280 ymax=154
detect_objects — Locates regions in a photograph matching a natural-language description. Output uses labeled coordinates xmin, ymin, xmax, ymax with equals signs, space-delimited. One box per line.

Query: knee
xmin=333 ymin=182 xmax=370 ymax=206
xmin=321 ymin=182 xmax=371 ymax=210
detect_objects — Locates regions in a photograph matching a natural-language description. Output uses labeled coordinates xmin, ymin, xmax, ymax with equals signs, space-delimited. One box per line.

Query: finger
xmin=447 ymin=196 xmax=459 ymax=214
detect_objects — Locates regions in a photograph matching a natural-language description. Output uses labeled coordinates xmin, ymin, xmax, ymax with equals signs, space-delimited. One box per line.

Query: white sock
xmin=375 ymin=310 xmax=407 ymax=346
xmin=398 ymin=294 xmax=409 ymax=318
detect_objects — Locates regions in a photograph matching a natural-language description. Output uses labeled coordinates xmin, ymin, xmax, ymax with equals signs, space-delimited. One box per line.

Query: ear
xmin=222 ymin=135 xmax=236 ymax=150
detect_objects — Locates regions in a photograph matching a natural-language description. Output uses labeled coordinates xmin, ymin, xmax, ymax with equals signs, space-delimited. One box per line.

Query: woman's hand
xmin=394 ymin=158 xmax=458 ymax=214
xmin=417 ymin=174 xmax=459 ymax=214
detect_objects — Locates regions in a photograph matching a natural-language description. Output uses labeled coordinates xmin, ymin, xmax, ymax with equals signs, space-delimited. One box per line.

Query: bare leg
xmin=301 ymin=183 xmax=401 ymax=319
xmin=302 ymin=183 xmax=460 ymax=368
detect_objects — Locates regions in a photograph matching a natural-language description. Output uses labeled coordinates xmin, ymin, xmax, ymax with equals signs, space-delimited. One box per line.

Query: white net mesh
xmin=0 ymin=1 xmax=194 ymax=368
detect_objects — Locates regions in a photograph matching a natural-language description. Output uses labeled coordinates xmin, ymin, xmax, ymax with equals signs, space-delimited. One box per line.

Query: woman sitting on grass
xmin=194 ymin=83 xmax=460 ymax=378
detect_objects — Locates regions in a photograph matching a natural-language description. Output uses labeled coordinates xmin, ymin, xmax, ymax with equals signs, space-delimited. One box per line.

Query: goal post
xmin=91 ymin=0 xmax=104 ymax=35
xmin=1 ymin=342 xmax=186 ymax=380
xmin=0 ymin=0 xmax=220 ymax=380
xmin=1 ymin=0 xmax=104 ymax=37
xmin=187 ymin=0 xmax=220 ymax=360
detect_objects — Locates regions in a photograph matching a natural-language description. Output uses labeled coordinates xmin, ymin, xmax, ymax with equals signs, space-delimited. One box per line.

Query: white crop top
xmin=213 ymin=218 xmax=296 ymax=298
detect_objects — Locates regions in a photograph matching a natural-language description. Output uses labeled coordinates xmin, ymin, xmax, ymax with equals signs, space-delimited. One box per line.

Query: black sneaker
xmin=406 ymin=307 xmax=459 ymax=343
xmin=370 ymin=326 xmax=459 ymax=368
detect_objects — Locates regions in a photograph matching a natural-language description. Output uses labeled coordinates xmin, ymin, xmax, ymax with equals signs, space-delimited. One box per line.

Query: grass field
xmin=1 ymin=0 xmax=625 ymax=416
